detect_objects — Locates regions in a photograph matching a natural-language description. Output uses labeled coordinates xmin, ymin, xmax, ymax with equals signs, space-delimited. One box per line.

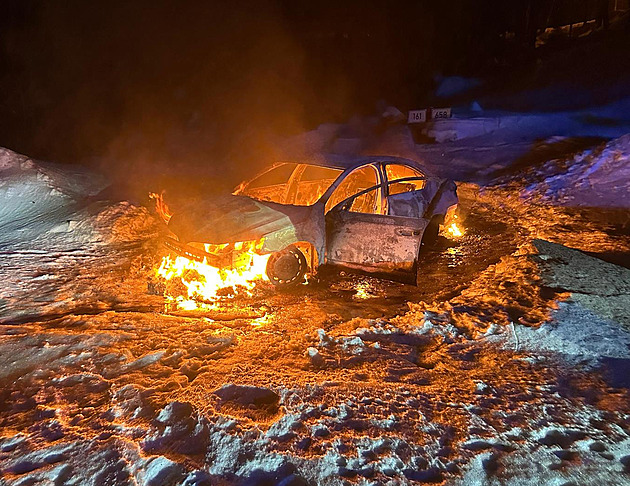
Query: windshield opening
xmin=237 ymin=163 xmax=343 ymax=206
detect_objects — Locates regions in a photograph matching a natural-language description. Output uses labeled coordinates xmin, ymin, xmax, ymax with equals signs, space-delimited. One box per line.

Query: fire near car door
xmin=325 ymin=185 xmax=427 ymax=285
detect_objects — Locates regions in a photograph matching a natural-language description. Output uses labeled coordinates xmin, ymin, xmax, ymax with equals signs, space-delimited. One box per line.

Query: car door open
xmin=325 ymin=185 xmax=428 ymax=285
xmin=386 ymin=177 xmax=457 ymax=220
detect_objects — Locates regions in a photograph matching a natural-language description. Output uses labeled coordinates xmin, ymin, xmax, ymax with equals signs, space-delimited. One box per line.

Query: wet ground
xmin=238 ymin=210 xmax=520 ymax=324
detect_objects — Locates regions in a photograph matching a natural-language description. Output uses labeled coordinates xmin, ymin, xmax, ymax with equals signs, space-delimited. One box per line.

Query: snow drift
xmin=0 ymin=148 xmax=109 ymax=247
xmin=521 ymin=133 xmax=630 ymax=208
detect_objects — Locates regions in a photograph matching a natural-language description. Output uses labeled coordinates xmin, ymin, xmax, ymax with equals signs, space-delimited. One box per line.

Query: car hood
xmin=167 ymin=194 xmax=313 ymax=244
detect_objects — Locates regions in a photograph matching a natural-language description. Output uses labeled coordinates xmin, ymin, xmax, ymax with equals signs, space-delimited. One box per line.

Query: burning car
xmin=153 ymin=154 xmax=458 ymax=292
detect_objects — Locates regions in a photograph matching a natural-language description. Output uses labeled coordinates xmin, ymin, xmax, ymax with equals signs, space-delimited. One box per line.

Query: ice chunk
xmin=143 ymin=456 xmax=183 ymax=486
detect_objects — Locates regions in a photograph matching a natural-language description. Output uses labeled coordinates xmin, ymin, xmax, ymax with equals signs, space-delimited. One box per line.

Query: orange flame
xmin=149 ymin=192 xmax=173 ymax=223
xmin=441 ymin=206 xmax=465 ymax=239
xmin=445 ymin=221 xmax=463 ymax=238
xmin=156 ymin=239 xmax=270 ymax=310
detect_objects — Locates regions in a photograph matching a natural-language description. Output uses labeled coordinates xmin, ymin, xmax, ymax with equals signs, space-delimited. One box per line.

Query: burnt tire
xmin=266 ymin=245 xmax=307 ymax=288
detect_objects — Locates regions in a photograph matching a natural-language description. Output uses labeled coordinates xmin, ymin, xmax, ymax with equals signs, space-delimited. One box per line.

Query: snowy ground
xmin=0 ymin=122 xmax=629 ymax=486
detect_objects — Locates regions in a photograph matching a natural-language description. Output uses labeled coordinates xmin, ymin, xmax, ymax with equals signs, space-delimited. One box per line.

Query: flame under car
xmin=156 ymin=155 xmax=458 ymax=288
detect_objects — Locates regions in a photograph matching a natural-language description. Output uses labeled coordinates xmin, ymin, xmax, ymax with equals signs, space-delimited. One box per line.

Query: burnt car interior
xmin=238 ymin=162 xmax=431 ymax=218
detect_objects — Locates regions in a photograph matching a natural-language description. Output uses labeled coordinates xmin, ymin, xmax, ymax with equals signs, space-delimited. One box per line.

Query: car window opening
xmin=386 ymin=164 xmax=426 ymax=195
xmin=335 ymin=184 xmax=384 ymax=214
xmin=294 ymin=165 xmax=344 ymax=206
xmin=325 ymin=165 xmax=381 ymax=214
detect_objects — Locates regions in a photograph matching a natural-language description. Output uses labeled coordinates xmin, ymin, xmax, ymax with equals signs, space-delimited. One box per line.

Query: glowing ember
xmin=156 ymin=241 xmax=271 ymax=309
xmin=353 ymin=280 xmax=374 ymax=300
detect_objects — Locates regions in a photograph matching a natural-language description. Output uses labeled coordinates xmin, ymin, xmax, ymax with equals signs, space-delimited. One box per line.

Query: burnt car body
xmin=161 ymin=154 xmax=458 ymax=286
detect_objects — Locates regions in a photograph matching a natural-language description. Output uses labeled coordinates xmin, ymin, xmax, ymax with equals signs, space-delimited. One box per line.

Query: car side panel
xmin=386 ymin=179 xmax=440 ymax=218
xmin=325 ymin=209 xmax=427 ymax=284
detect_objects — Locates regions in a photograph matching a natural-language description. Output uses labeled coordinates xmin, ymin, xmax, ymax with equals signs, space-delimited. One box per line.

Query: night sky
xmin=0 ymin=1 xmax=613 ymax=190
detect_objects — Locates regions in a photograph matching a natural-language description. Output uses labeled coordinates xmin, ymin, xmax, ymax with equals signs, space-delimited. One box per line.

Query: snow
xmin=305 ymin=346 xmax=323 ymax=367
xmin=512 ymin=300 xmax=630 ymax=365
xmin=1 ymin=81 xmax=630 ymax=485
xmin=266 ymin=413 xmax=301 ymax=441
xmin=214 ymin=384 xmax=280 ymax=410
xmin=278 ymin=94 xmax=630 ymax=185
xmin=454 ymin=436 xmax=630 ymax=486
xmin=0 ymin=435 xmax=25 ymax=453
xmin=155 ymin=401 xmax=194 ymax=424
xmin=142 ymin=456 xmax=183 ymax=486
xmin=181 ymin=470 xmax=213 ymax=486
xmin=0 ymin=148 xmax=109 ymax=248
xmin=519 ymin=133 xmax=630 ymax=208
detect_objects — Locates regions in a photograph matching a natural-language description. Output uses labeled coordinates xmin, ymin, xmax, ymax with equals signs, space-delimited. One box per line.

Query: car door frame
xmin=382 ymin=162 xmax=457 ymax=222
xmin=324 ymin=182 xmax=428 ymax=284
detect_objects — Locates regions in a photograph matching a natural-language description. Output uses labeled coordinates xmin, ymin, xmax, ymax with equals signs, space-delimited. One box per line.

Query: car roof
xmin=290 ymin=153 xmax=435 ymax=176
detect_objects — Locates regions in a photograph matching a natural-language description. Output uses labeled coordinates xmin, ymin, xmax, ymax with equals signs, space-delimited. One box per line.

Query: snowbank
xmin=0 ymin=147 xmax=109 ymax=247
xmin=386 ymin=239 xmax=630 ymax=367
xmin=507 ymin=239 xmax=630 ymax=365
xmin=426 ymin=96 xmax=630 ymax=144
xmin=0 ymin=147 xmax=159 ymax=323
xmin=0 ymin=147 xmax=157 ymax=249
xmin=278 ymin=97 xmax=630 ymax=184
xmin=520 ymin=133 xmax=630 ymax=208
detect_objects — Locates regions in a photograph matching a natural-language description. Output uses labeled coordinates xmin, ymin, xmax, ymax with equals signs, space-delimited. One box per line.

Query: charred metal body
xmin=158 ymin=154 xmax=458 ymax=286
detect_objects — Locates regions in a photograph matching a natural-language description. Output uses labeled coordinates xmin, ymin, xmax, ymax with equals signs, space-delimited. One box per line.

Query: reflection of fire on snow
xmin=446 ymin=247 xmax=464 ymax=268
xmin=156 ymin=240 xmax=270 ymax=310
xmin=353 ymin=280 xmax=374 ymax=300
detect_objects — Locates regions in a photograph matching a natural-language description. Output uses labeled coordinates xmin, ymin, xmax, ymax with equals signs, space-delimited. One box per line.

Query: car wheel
xmin=266 ymin=245 xmax=307 ymax=288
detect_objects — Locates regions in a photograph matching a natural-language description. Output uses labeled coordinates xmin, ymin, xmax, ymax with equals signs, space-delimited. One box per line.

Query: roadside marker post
xmin=407 ymin=109 xmax=427 ymax=124
xmin=407 ymin=107 xmax=452 ymax=124
xmin=430 ymin=107 xmax=452 ymax=120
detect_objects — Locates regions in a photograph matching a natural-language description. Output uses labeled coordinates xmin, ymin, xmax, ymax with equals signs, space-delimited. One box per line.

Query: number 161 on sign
xmin=407 ymin=109 xmax=427 ymax=123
